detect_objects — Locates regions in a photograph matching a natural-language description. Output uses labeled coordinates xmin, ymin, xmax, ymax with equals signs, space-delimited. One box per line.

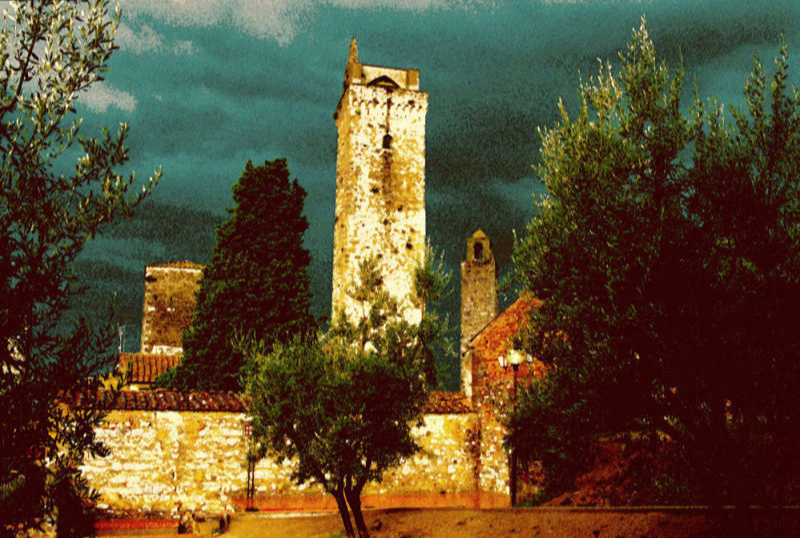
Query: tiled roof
xmin=469 ymin=294 xmax=539 ymax=351
xmin=118 ymin=353 xmax=181 ymax=383
xmin=146 ymin=261 xmax=205 ymax=270
xmin=469 ymin=294 xmax=541 ymax=348
xmin=70 ymin=389 xmax=471 ymax=415
xmin=71 ymin=389 xmax=247 ymax=413
xmin=470 ymin=294 xmax=547 ymax=387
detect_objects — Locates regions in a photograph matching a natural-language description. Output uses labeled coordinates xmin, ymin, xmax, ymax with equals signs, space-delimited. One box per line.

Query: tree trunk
xmin=729 ymin=481 xmax=754 ymax=538
xmin=332 ymin=489 xmax=356 ymax=538
xmin=703 ymin=394 xmax=736 ymax=534
xmin=345 ymin=487 xmax=370 ymax=538
xmin=725 ymin=420 xmax=754 ymax=537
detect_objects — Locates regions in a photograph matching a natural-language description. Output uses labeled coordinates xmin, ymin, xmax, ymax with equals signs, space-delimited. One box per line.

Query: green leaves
xmin=244 ymin=252 xmax=448 ymax=536
xmin=160 ymin=159 xmax=314 ymax=391
xmin=246 ymin=332 xmax=424 ymax=489
xmin=1 ymin=1 xmax=158 ymax=531
xmin=513 ymin=19 xmax=800 ymax=505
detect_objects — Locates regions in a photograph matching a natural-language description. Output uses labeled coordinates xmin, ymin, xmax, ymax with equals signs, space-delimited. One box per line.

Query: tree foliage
xmin=511 ymin=20 xmax=800 ymax=507
xmin=158 ymin=159 xmax=314 ymax=391
xmin=244 ymin=251 xmax=447 ymax=538
xmin=0 ymin=0 xmax=159 ymax=532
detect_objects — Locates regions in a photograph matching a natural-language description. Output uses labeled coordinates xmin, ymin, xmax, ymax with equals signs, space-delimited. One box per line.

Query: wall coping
xmin=146 ymin=261 xmax=204 ymax=270
xmin=68 ymin=389 xmax=472 ymax=415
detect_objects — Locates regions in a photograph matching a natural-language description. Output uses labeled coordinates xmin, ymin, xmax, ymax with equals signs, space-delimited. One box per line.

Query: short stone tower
xmin=140 ymin=262 xmax=203 ymax=355
xmin=460 ymin=230 xmax=498 ymax=396
xmin=332 ymin=39 xmax=428 ymax=323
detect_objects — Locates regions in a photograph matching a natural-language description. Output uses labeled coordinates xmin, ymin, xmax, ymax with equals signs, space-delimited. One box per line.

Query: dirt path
xmin=223 ymin=507 xmax=800 ymax=537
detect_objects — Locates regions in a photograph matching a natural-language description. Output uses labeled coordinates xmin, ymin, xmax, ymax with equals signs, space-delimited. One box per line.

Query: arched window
xmin=474 ymin=242 xmax=484 ymax=261
xmin=382 ymin=133 xmax=393 ymax=150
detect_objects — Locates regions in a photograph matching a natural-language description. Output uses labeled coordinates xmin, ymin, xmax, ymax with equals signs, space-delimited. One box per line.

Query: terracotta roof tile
xmin=469 ymin=294 xmax=539 ymax=352
xmin=118 ymin=353 xmax=182 ymax=383
xmin=70 ymin=389 xmax=471 ymax=415
xmin=71 ymin=389 xmax=248 ymax=413
xmin=469 ymin=294 xmax=547 ymax=390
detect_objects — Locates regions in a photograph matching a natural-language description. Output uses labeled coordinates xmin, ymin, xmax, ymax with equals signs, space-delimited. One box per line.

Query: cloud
xmin=116 ymin=22 xmax=196 ymax=55
xmin=172 ymin=39 xmax=197 ymax=55
xmin=329 ymin=0 xmax=495 ymax=10
xmin=79 ymin=82 xmax=137 ymax=113
xmin=120 ymin=0 xmax=495 ymax=45
xmin=116 ymin=22 xmax=163 ymax=54
xmin=121 ymin=0 xmax=312 ymax=45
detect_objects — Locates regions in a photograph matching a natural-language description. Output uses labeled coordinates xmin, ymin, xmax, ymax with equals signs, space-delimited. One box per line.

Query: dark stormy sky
xmin=34 ymin=0 xmax=798 ymax=384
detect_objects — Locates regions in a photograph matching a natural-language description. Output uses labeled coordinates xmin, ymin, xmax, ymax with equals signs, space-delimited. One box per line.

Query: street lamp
xmin=498 ymin=349 xmax=532 ymax=507
xmin=244 ymin=423 xmax=257 ymax=512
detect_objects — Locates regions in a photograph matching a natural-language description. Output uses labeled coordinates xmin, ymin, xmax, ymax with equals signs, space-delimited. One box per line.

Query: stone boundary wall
xmin=82 ymin=409 xmax=498 ymax=518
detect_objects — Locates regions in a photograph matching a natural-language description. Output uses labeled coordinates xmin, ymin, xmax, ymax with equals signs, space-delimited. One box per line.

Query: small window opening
xmin=382 ymin=133 xmax=393 ymax=150
xmin=474 ymin=242 xmax=484 ymax=261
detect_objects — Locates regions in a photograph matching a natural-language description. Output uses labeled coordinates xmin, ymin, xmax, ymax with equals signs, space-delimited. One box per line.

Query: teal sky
xmin=52 ymin=0 xmax=799 ymax=379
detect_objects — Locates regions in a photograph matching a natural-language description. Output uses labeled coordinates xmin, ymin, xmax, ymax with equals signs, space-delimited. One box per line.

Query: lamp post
xmin=498 ymin=348 xmax=531 ymax=507
xmin=244 ymin=423 xmax=256 ymax=511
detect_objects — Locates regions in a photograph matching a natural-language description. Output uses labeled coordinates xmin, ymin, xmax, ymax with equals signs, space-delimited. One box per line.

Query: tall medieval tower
xmin=460 ymin=229 xmax=498 ymax=396
xmin=332 ymin=39 xmax=428 ymax=323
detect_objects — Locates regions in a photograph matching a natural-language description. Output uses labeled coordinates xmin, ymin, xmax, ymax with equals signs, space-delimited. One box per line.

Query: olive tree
xmin=511 ymin=20 xmax=800 ymax=514
xmin=0 ymin=1 xmax=159 ymax=532
xmin=244 ymin=251 xmax=448 ymax=538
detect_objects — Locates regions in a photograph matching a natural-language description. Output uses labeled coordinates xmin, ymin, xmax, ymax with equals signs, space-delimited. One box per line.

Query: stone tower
xmin=332 ymin=39 xmax=428 ymax=323
xmin=460 ymin=229 xmax=498 ymax=396
xmin=140 ymin=262 xmax=203 ymax=355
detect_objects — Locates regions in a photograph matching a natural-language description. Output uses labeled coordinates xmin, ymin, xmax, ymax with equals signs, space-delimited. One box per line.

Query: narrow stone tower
xmin=460 ymin=229 xmax=498 ymax=396
xmin=332 ymin=39 xmax=428 ymax=323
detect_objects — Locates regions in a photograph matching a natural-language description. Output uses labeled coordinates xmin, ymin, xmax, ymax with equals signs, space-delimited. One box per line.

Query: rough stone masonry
xmin=331 ymin=39 xmax=428 ymax=324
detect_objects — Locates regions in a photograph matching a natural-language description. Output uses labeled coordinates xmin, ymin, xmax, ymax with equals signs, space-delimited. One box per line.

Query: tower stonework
xmin=460 ymin=230 xmax=498 ymax=396
xmin=140 ymin=262 xmax=203 ymax=355
xmin=332 ymin=39 xmax=428 ymax=323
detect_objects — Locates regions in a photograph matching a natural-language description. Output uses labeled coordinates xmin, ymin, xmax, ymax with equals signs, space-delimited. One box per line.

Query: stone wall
xmin=81 ymin=409 xmax=491 ymax=518
xmin=370 ymin=414 xmax=478 ymax=496
xmin=465 ymin=294 xmax=547 ymax=502
xmin=83 ymin=411 xmax=246 ymax=517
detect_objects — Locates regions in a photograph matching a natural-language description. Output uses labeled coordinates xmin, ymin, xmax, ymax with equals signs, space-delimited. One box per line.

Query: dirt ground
xmin=222 ymin=508 xmax=800 ymax=537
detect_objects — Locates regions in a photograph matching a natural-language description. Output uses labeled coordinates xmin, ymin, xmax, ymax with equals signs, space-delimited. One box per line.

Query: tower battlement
xmin=341 ymin=38 xmax=419 ymax=89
